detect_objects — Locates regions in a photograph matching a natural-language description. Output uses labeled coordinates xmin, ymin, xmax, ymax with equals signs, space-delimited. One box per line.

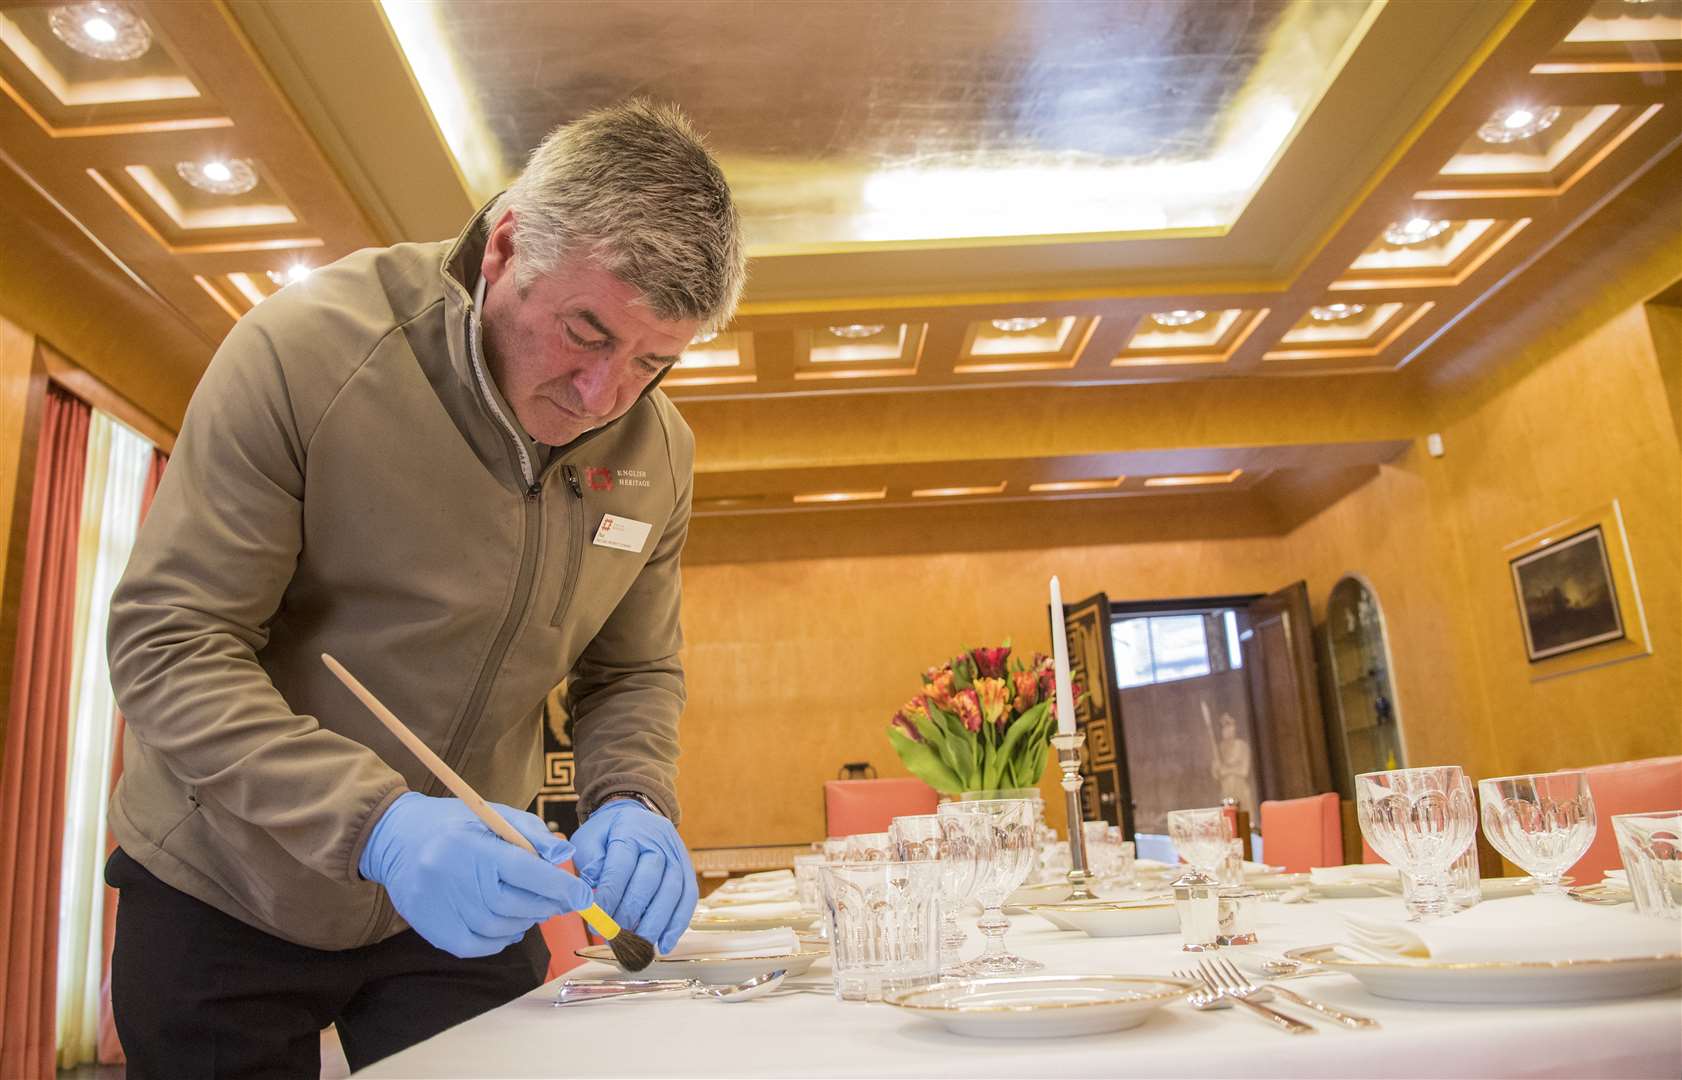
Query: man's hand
xmin=360 ymin=792 xmax=593 ymax=958
xmin=571 ymin=798 xmax=697 ymax=954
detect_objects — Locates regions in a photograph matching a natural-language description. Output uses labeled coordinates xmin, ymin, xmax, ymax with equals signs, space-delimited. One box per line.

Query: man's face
xmin=478 ymin=211 xmax=701 ymax=447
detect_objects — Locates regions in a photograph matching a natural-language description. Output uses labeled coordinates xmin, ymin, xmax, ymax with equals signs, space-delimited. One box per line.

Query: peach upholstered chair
xmin=538 ymin=858 xmax=590 ymax=979
xmin=1566 ymin=755 xmax=1682 ymax=881
xmin=823 ymin=778 xmax=939 ymax=837
xmin=1259 ymin=792 xmax=1344 ymax=872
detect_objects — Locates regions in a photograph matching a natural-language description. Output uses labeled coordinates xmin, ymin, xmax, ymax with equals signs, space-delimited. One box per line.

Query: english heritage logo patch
xmin=584 ymin=467 xmax=614 ymax=492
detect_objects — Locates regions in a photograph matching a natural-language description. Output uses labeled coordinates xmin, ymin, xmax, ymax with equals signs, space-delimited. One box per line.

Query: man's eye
xmin=565 ymin=325 xmax=608 ymax=349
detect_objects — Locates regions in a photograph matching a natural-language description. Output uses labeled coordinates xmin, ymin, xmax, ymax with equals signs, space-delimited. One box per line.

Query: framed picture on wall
xmin=1503 ymin=500 xmax=1651 ymax=681
xmin=1509 ymin=526 xmax=1624 ymax=661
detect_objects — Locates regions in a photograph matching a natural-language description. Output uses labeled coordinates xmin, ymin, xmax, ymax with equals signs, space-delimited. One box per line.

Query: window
xmin=1112 ymin=610 xmax=1243 ymax=689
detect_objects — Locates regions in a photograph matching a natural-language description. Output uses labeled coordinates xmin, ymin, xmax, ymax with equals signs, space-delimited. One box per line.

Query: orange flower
xmin=953 ymin=688 xmax=983 ymax=733
xmin=1012 ymin=669 xmax=1039 ymax=713
xmin=975 ymin=677 xmax=1010 ymax=729
xmin=925 ymin=670 xmax=956 ymax=709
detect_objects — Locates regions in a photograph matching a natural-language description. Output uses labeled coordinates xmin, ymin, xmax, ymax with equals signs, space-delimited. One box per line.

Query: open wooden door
xmin=1241 ymin=581 xmax=1333 ymax=801
xmin=1057 ymin=591 xmax=1136 ymax=837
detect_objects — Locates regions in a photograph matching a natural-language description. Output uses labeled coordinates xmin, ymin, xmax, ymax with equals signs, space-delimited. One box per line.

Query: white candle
xmin=1049 ymin=575 xmax=1077 ymax=735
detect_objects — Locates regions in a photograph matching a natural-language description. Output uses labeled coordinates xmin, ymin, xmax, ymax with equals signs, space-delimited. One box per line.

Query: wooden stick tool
xmin=322 ymin=652 xmax=654 ymax=971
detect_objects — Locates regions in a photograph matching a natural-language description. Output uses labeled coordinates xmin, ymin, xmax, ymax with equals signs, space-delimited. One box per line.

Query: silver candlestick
xmin=1051 ymin=731 xmax=1098 ymax=901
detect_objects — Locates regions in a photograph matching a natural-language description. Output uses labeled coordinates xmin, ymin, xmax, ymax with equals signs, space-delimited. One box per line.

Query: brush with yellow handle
xmin=322 ymin=653 xmax=655 ymax=972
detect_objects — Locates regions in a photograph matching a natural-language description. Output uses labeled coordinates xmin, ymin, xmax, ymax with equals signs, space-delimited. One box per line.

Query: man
xmin=104 ymin=99 xmax=745 ymax=1077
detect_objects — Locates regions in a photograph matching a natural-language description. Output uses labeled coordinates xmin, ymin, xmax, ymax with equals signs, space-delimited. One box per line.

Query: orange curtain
xmin=0 ymin=387 xmax=92 ymax=1080
xmin=95 ymin=446 xmax=164 ymax=1066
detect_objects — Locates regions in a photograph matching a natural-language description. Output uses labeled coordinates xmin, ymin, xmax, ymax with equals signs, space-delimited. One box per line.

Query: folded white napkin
xmin=1342 ymin=894 xmax=1681 ymax=963
xmin=703 ymin=887 xmax=797 ymax=906
xmin=1311 ymin=864 xmax=1401 ymax=885
xmin=659 ymin=928 xmax=799 ymax=960
xmin=1603 ymin=870 xmax=1628 ymax=885
xmin=733 ymin=869 xmax=794 ymax=884
xmin=694 ymin=899 xmax=803 ymax=920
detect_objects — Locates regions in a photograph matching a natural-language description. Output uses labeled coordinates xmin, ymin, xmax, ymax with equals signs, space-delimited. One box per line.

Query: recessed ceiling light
xmin=1028 ymin=477 xmax=1125 ymax=493
xmin=1309 ymin=303 xmax=1366 ymax=322
xmin=267 ymin=264 xmax=312 ymax=287
xmin=1143 ymin=470 xmax=1243 ymax=487
xmin=1477 ymin=105 xmax=1560 ymax=144
xmin=176 ymin=158 xmax=259 ymax=196
xmin=690 ymin=328 xmax=720 ymax=345
xmin=911 ymin=483 xmax=1007 ymax=498
xmin=827 ymin=324 xmax=885 ymax=339
xmin=990 ymin=317 xmax=1048 ymax=333
xmin=1149 ymin=309 xmax=1206 ymax=328
xmin=1383 ymin=217 xmax=1452 ymax=246
xmin=50 ymin=2 xmax=152 ymax=61
xmin=792 ymin=488 xmax=887 ymax=504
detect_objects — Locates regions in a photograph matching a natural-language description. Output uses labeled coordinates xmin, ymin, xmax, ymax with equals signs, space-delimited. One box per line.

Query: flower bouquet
xmin=887 ymin=643 xmax=1078 ymax=796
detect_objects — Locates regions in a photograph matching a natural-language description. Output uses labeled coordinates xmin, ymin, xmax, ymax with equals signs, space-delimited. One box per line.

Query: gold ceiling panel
xmin=1113 ymin=308 xmax=1268 ymax=368
xmin=0 ymin=2 xmax=227 ymax=135
xmin=1332 ymin=218 xmax=1531 ymax=290
xmin=1417 ymin=102 xmax=1664 ymax=199
xmin=1537 ymin=0 xmax=1682 ymax=73
xmin=668 ymin=332 xmax=757 ymax=388
xmin=955 ymin=316 xmax=1097 ymax=374
xmin=794 ymin=323 xmax=925 ymax=380
xmin=379 ymin=0 xmax=1378 ymax=251
xmin=1263 ymin=302 xmax=1435 ymax=365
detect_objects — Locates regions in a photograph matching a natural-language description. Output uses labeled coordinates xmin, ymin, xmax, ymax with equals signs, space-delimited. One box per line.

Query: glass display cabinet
xmin=1324 ymin=576 xmax=1406 ymax=797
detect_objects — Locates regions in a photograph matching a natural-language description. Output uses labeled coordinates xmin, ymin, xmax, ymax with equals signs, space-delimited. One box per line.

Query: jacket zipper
xmin=552 ymin=466 xmax=587 ymax=626
xmin=435 ymin=305 xmax=544 ymax=782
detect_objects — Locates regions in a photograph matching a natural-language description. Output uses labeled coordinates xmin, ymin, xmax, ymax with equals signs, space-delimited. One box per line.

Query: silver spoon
xmin=554 ymin=969 xmax=787 ymax=1006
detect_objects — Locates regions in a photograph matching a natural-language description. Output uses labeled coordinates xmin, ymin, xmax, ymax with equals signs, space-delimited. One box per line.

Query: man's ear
xmin=481 ymin=209 xmax=517 ymax=286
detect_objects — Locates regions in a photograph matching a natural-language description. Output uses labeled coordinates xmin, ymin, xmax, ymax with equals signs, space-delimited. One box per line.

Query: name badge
xmin=592 ymin=514 xmax=653 ymax=553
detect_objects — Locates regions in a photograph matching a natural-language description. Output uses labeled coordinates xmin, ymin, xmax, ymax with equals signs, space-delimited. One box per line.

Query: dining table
xmin=357 ymin=894 xmax=1682 ymax=1078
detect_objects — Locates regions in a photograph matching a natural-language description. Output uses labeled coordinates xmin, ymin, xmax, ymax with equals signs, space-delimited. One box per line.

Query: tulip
xmin=953 ymin=688 xmax=983 ymax=733
xmin=925 ymin=670 xmax=956 ymax=709
xmin=891 ymin=711 xmax=924 ymax=743
xmin=970 ymin=645 xmax=1010 ymax=679
xmin=975 ymin=677 xmax=1009 ymax=728
xmin=1012 ymin=669 xmax=1039 ymax=712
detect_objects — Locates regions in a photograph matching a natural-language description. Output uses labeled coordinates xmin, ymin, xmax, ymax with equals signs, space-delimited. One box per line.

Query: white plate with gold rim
xmin=690 ymin=910 xmax=820 ymax=932
xmin=886 ymin=974 xmax=1195 ymax=1038
xmin=1022 ymin=898 xmax=1179 ymax=937
xmin=1283 ymin=944 xmax=1682 ymax=1003
xmin=574 ymin=943 xmax=827 ymax=983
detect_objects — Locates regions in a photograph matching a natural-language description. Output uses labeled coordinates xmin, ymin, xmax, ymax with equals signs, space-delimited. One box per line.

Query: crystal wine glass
xmin=1478 ymin=771 xmax=1596 ymax=895
xmin=1356 ymin=765 xmax=1477 ymax=920
xmin=938 ymin=798 xmax=1041 ymax=975
xmin=1166 ymin=807 xmax=1228 ymax=876
xmin=890 ymin=812 xmax=987 ymax=971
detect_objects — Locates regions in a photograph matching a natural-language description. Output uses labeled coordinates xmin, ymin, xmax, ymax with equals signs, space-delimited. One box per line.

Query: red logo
xmin=585 ymin=467 xmax=614 ymax=492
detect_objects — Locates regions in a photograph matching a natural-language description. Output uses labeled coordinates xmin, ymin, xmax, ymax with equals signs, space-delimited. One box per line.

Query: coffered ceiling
xmin=1 ymin=0 xmax=1677 ymax=555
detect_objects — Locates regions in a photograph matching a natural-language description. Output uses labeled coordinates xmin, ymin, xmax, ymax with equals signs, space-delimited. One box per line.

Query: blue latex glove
xmin=571 ymin=798 xmax=698 ymax=954
xmin=360 ymin=791 xmax=593 ymax=958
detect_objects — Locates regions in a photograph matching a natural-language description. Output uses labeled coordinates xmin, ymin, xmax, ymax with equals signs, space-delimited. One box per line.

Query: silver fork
xmin=1205 ymin=957 xmax=1378 ymax=1030
xmin=1177 ymin=966 xmax=1314 ymax=1034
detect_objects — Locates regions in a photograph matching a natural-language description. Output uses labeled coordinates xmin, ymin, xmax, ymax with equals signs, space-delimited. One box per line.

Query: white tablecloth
xmin=359 ymin=897 xmax=1682 ymax=1078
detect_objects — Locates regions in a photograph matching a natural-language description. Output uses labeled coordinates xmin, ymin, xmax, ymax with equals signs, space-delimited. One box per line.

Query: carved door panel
xmin=1059 ymin=591 xmax=1136 ymax=837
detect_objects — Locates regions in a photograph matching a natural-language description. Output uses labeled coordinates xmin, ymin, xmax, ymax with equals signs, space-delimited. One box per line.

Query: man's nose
xmin=573 ymin=359 xmax=619 ymax=416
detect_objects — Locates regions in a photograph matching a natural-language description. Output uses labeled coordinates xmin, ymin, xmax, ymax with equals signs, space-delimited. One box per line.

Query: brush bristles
xmin=608 ymin=928 xmax=656 ymax=972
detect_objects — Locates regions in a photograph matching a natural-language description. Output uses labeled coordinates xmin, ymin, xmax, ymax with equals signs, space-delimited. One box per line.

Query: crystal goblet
xmin=938 ymin=797 xmax=1041 ymax=975
xmin=1356 ymin=765 xmax=1476 ymax=920
xmin=890 ymin=812 xmax=987 ymax=970
xmin=1478 ymin=771 xmax=1596 ymax=895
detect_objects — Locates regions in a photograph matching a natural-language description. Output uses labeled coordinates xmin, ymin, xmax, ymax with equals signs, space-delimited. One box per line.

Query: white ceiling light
xmin=176 ymin=158 xmax=259 ymax=196
xmin=49 ymin=3 xmax=152 ymax=61
xmin=267 ymin=264 xmax=312 ymax=287
xmin=990 ymin=316 xmax=1048 ymax=333
xmin=1477 ymin=105 xmax=1560 ymax=144
xmin=1309 ymin=303 xmax=1366 ymax=322
xmin=690 ymin=328 xmax=721 ymax=345
xmin=1150 ymin=309 xmax=1207 ymax=328
xmin=1383 ymin=217 xmax=1452 ymax=246
xmin=827 ymin=324 xmax=884 ymax=339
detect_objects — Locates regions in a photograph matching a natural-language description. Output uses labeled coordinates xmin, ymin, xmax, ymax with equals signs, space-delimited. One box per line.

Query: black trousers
xmin=106 ymin=848 xmax=549 ymax=1079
